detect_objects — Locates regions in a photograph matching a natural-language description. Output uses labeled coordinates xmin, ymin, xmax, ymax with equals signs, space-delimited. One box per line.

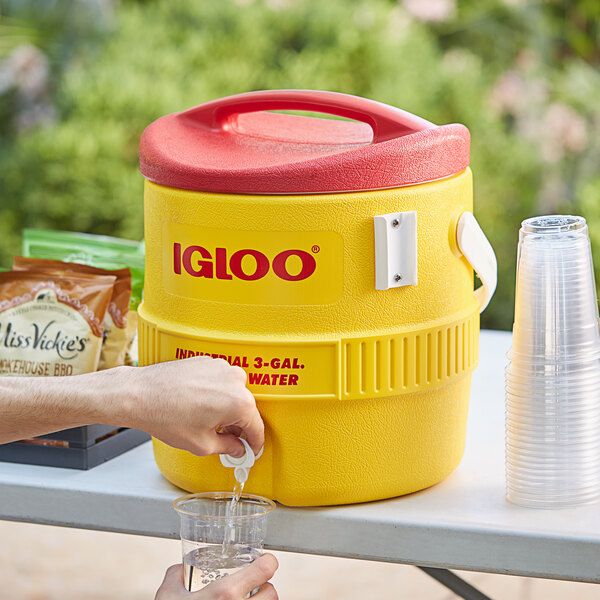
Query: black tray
xmin=0 ymin=427 xmax=150 ymax=469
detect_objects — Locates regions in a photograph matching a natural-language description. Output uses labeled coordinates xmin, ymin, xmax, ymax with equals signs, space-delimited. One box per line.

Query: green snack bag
xmin=22 ymin=229 xmax=144 ymax=309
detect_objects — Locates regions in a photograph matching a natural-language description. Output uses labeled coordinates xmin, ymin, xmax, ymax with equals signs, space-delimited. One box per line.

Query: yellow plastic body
xmin=139 ymin=168 xmax=479 ymax=506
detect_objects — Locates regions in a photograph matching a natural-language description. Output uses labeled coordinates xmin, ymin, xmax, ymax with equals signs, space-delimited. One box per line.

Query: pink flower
xmin=402 ymin=0 xmax=456 ymax=23
xmin=540 ymin=103 xmax=588 ymax=163
xmin=0 ymin=44 xmax=55 ymax=131
xmin=489 ymin=71 xmax=527 ymax=115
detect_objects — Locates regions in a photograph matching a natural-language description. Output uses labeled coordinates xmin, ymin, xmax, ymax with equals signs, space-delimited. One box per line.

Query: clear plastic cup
xmin=506 ymin=412 xmax=600 ymax=428
xmin=506 ymin=447 xmax=600 ymax=461
xmin=505 ymin=378 xmax=600 ymax=394
xmin=506 ymin=445 xmax=600 ymax=462
xmin=507 ymin=464 xmax=600 ymax=477
xmin=173 ymin=492 xmax=275 ymax=594
xmin=505 ymin=402 xmax=600 ymax=419
xmin=505 ymin=390 xmax=600 ymax=405
xmin=507 ymin=416 xmax=600 ymax=428
xmin=506 ymin=436 xmax=600 ymax=451
xmin=507 ymin=486 xmax=600 ymax=504
xmin=507 ymin=480 xmax=600 ymax=495
xmin=506 ymin=464 xmax=600 ymax=478
xmin=507 ymin=411 xmax=600 ymax=422
xmin=506 ymin=475 xmax=600 ymax=490
xmin=505 ymin=494 xmax=600 ymax=509
xmin=506 ymin=460 xmax=600 ymax=471
xmin=507 ymin=359 xmax=600 ymax=377
xmin=511 ymin=216 xmax=600 ymax=359
xmin=506 ymin=215 xmax=600 ymax=508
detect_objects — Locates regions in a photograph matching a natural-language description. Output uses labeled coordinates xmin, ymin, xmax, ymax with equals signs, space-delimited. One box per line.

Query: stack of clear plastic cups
xmin=506 ymin=215 xmax=600 ymax=508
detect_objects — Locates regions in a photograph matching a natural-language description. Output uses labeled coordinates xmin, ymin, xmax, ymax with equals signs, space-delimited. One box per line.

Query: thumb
xmin=155 ymin=564 xmax=186 ymax=598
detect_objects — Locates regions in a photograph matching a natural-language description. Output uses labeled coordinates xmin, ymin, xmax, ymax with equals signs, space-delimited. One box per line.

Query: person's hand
xmin=155 ymin=554 xmax=279 ymax=600
xmin=114 ymin=357 xmax=264 ymax=457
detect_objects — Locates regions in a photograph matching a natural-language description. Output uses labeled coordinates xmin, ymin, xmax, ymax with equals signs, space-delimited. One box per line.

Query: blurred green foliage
xmin=1 ymin=0 xmax=599 ymax=329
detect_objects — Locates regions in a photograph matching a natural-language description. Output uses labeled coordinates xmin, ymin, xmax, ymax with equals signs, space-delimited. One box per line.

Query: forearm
xmin=0 ymin=368 xmax=137 ymax=444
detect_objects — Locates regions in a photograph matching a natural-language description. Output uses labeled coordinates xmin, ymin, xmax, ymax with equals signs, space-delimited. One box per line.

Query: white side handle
xmin=456 ymin=212 xmax=497 ymax=312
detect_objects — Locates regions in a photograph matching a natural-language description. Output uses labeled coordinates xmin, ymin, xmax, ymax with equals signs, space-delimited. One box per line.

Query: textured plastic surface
xmin=139 ymin=167 xmax=484 ymax=506
xmin=140 ymin=90 xmax=470 ymax=194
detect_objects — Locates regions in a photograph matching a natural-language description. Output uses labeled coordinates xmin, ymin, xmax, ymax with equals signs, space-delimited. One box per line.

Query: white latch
xmin=373 ymin=211 xmax=418 ymax=290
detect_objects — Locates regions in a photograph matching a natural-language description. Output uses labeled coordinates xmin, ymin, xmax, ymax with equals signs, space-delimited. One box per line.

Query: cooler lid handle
xmin=183 ymin=89 xmax=434 ymax=143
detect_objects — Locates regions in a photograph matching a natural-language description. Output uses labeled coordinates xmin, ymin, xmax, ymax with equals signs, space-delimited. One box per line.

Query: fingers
xmin=230 ymin=365 xmax=248 ymax=383
xmin=214 ymin=432 xmax=245 ymax=457
xmin=155 ymin=564 xmax=186 ymax=599
xmin=220 ymin=554 xmax=278 ymax=598
xmin=251 ymin=582 xmax=278 ymax=599
xmin=241 ymin=407 xmax=265 ymax=456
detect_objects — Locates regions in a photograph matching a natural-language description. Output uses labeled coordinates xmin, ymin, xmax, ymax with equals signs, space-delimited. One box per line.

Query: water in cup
xmin=183 ymin=544 xmax=261 ymax=593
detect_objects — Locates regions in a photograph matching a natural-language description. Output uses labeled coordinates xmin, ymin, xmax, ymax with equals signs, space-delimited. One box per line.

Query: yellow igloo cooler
xmin=138 ymin=90 xmax=497 ymax=506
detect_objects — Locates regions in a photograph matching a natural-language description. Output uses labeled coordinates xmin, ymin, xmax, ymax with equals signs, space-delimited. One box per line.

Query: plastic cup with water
xmin=173 ymin=492 xmax=275 ymax=594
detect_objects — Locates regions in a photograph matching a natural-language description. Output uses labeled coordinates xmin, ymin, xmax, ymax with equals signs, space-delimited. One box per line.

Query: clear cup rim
xmin=507 ymin=352 xmax=600 ymax=365
xmin=505 ymin=445 xmax=600 ymax=457
xmin=505 ymin=430 xmax=600 ymax=441
xmin=506 ymin=419 xmax=600 ymax=426
xmin=505 ymin=434 xmax=600 ymax=445
xmin=505 ymin=410 xmax=600 ymax=422
xmin=507 ymin=359 xmax=600 ymax=370
xmin=505 ymin=442 xmax=600 ymax=454
xmin=505 ymin=461 xmax=600 ymax=473
xmin=506 ymin=371 xmax=600 ymax=382
xmin=507 ymin=496 xmax=600 ymax=508
xmin=506 ymin=380 xmax=600 ymax=392
xmin=507 ymin=352 xmax=600 ymax=366
xmin=505 ymin=397 xmax=600 ymax=410
xmin=506 ymin=445 xmax=600 ymax=452
xmin=506 ymin=386 xmax=600 ymax=394
xmin=507 ymin=455 xmax=600 ymax=465
xmin=506 ymin=481 xmax=600 ymax=494
xmin=520 ymin=215 xmax=587 ymax=234
xmin=506 ymin=490 xmax=600 ymax=502
xmin=506 ymin=391 xmax=600 ymax=400
xmin=506 ymin=481 xmax=600 ymax=492
xmin=172 ymin=492 xmax=276 ymax=520
xmin=506 ymin=480 xmax=600 ymax=491
xmin=506 ymin=417 xmax=600 ymax=428
xmin=506 ymin=411 xmax=600 ymax=420
xmin=506 ymin=393 xmax=600 ymax=405
xmin=506 ymin=466 xmax=600 ymax=476
xmin=506 ymin=388 xmax=600 ymax=400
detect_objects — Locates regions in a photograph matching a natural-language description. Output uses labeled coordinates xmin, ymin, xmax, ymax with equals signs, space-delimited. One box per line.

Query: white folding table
xmin=1 ymin=331 xmax=598 ymax=598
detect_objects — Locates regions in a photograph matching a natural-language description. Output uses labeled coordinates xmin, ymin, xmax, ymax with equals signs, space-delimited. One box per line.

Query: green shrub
xmin=1 ymin=0 xmax=599 ymax=330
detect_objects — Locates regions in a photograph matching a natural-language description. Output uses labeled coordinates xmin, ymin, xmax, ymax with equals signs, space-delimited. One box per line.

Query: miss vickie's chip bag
xmin=13 ymin=257 xmax=132 ymax=370
xmin=21 ymin=228 xmax=144 ymax=366
xmin=0 ymin=270 xmax=115 ymax=377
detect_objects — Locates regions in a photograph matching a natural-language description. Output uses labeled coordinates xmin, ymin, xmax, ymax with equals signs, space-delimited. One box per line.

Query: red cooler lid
xmin=139 ymin=90 xmax=470 ymax=194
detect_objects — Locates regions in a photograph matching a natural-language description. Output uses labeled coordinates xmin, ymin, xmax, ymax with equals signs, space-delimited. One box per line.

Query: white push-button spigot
xmin=220 ymin=438 xmax=263 ymax=483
